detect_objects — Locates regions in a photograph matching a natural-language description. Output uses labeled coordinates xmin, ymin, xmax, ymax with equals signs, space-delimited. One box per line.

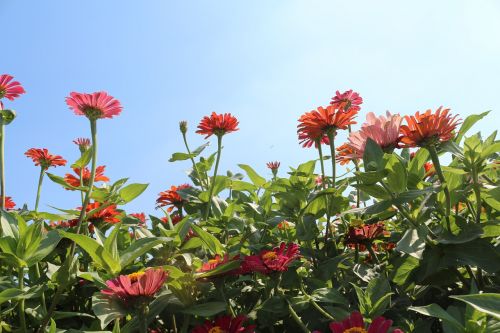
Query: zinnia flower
xmin=64 ymin=165 xmax=109 ymax=189
xmin=344 ymin=223 xmax=388 ymax=251
xmin=156 ymin=184 xmax=191 ymax=212
xmin=399 ymin=107 xmax=461 ymax=148
xmin=197 ymin=254 xmax=240 ymax=277
xmin=337 ymin=112 xmax=402 ymax=164
xmin=192 ymin=315 xmax=255 ymax=333
xmin=241 ymin=242 xmax=300 ymax=274
xmin=66 ymin=91 xmax=122 ymax=120
xmin=423 ymin=162 xmax=435 ymax=177
xmin=101 ymin=268 xmax=167 ymax=303
xmin=73 ymin=138 xmax=91 ymax=152
xmin=0 ymin=74 xmax=25 ymax=101
xmin=83 ymin=201 xmax=121 ymax=225
xmin=297 ymin=105 xmax=357 ymax=148
xmin=330 ymin=90 xmax=363 ymax=112
xmin=196 ymin=112 xmax=239 ymax=138
xmin=2 ymin=196 xmax=16 ymax=210
xmin=329 ymin=311 xmax=403 ymax=333
xmin=130 ymin=213 xmax=146 ymax=226
xmin=25 ymin=148 xmax=67 ymax=169
xmin=266 ymin=161 xmax=280 ymax=171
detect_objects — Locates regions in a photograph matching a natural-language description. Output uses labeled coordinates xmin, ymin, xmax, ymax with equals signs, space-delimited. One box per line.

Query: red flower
xmin=64 ymin=166 xmax=109 ymax=188
xmin=101 ymin=269 xmax=167 ymax=303
xmin=2 ymin=196 xmax=16 ymax=210
xmin=156 ymin=184 xmax=191 ymax=212
xmin=329 ymin=311 xmax=403 ymax=333
xmin=266 ymin=161 xmax=280 ymax=170
xmin=130 ymin=213 xmax=146 ymax=226
xmin=197 ymin=254 xmax=240 ymax=277
xmin=336 ymin=143 xmax=359 ymax=165
xmin=423 ymin=162 xmax=435 ymax=177
xmin=192 ymin=315 xmax=255 ymax=333
xmin=196 ymin=112 xmax=239 ymax=138
xmin=330 ymin=90 xmax=363 ymax=112
xmin=241 ymin=242 xmax=300 ymax=275
xmin=66 ymin=91 xmax=122 ymax=120
xmin=25 ymin=148 xmax=67 ymax=169
xmin=399 ymin=107 xmax=461 ymax=147
xmin=73 ymin=138 xmax=91 ymax=152
xmin=83 ymin=202 xmax=121 ymax=225
xmin=161 ymin=214 xmax=182 ymax=225
xmin=345 ymin=223 xmax=388 ymax=249
xmin=297 ymin=105 xmax=357 ymax=148
xmin=0 ymin=74 xmax=25 ymax=101
xmin=277 ymin=220 xmax=291 ymax=230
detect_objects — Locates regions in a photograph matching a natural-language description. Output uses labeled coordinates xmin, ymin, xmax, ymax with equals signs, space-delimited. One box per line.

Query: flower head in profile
xmin=197 ymin=254 xmax=241 ymax=278
xmin=399 ymin=107 xmax=461 ymax=147
xmin=83 ymin=201 xmax=121 ymax=225
xmin=66 ymin=91 xmax=122 ymax=120
xmin=344 ymin=223 xmax=388 ymax=250
xmin=25 ymin=148 xmax=67 ymax=169
xmin=156 ymin=184 xmax=191 ymax=212
xmin=73 ymin=138 xmax=91 ymax=152
xmin=64 ymin=165 xmax=109 ymax=189
xmin=424 ymin=162 xmax=435 ymax=178
xmin=329 ymin=311 xmax=404 ymax=333
xmin=130 ymin=213 xmax=146 ymax=226
xmin=196 ymin=112 xmax=239 ymax=138
xmin=337 ymin=112 xmax=402 ymax=164
xmin=266 ymin=161 xmax=280 ymax=171
xmin=192 ymin=315 xmax=256 ymax=333
xmin=241 ymin=242 xmax=300 ymax=275
xmin=101 ymin=268 xmax=167 ymax=304
xmin=2 ymin=196 xmax=16 ymax=210
xmin=330 ymin=90 xmax=363 ymax=112
xmin=297 ymin=105 xmax=357 ymax=148
xmin=0 ymin=74 xmax=25 ymax=101
xmin=336 ymin=143 xmax=359 ymax=166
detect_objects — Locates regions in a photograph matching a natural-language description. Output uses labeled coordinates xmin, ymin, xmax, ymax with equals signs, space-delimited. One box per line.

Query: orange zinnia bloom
xmin=399 ymin=107 xmax=461 ymax=147
xmin=83 ymin=201 xmax=121 ymax=225
xmin=297 ymin=105 xmax=357 ymax=148
xmin=64 ymin=165 xmax=109 ymax=189
xmin=336 ymin=143 xmax=359 ymax=165
xmin=2 ymin=196 xmax=16 ymax=210
xmin=25 ymin=148 xmax=67 ymax=169
xmin=156 ymin=184 xmax=191 ymax=212
xmin=196 ymin=112 xmax=239 ymax=138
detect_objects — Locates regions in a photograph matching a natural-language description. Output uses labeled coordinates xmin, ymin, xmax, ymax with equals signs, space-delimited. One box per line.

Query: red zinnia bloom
xmin=330 ymin=89 xmax=363 ymax=112
xmin=196 ymin=112 xmax=239 ymax=138
xmin=297 ymin=105 xmax=357 ymax=148
xmin=0 ymin=74 xmax=25 ymax=101
xmin=64 ymin=165 xmax=109 ymax=189
xmin=192 ymin=315 xmax=256 ymax=333
xmin=266 ymin=161 xmax=280 ymax=170
xmin=25 ymin=148 xmax=67 ymax=169
xmin=130 ymin=213 xmax=146 ymax=226
xmin=66 ymin=91 xmax=122 ymax=120
xmin=197 ymin=254 xmax=240 ymax=277
xmin=344 ymin=223 xmax=388 ymax=249
xmin=161 ymin=214 xmax=182 ymax=225
xmin=73 ymin=138 xmax=91 ymax=152
xmin=329 ymin=311 xmax=404 ymax=333
xmin=241 ymin=242 xmax=300 ymax=275
xmin=399 ymin=107 xmax=461 ymax=148
xmin=101 ymin=269 xmax=167 ymax=303
xmin=83 ymin=201 xmax=121 ymax=225
xmin=423 ymin=162 xmax=435 ymax=177
xmin=2 ymin=196 xmax=16 ymax=210
xmin=156 ymin=184 xmax=191 ymax=212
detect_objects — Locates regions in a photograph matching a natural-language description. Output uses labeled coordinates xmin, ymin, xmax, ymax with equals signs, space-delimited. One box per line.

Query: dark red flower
xmin=73 ymin=138 xmax=91 ymax=152
xmin=64 ymin=165 xmax=109 ymax=189
xmin=130 ymin=213 xmax=146 ymax=226
xmin=329 ymin=311 xmax=404 ymax=333
xmin=399 ymin=107 xmax=461 ymax=147
xmin=25 ymin=148 xmax=67 ymax=169
xmin=266 ymin=161 xmax=280 ymax=170
xmin=345 ymin=223 xmax=388 ymax=249
xmin=330 ymin=90 xmax=363 ymax=112
xmin=0 ymin=74 xmax=25 ymax=101
xmin=83 ymin=202 xmax=121 ymax=225
xmin=101 ymin=269 xmax=167 ymax=303
xmin=192 ymin=315 xmax=255 ymax=333
xmin=2 ymin=196 xmax=16 ymax=210
xmin=156 ymin=184 xmax=191 ymax=212
xmin=196 ymin=112 xmax=239 ymax=139
xmin=66 ymin=91 xmax=122 ymax=120
xmin=241 ymin=242 xmax=300 ymax=275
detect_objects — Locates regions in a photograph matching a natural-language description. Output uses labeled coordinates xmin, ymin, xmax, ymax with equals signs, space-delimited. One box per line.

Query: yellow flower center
xmin=208 ymin=326 xmax=226 ymax=333
xmin=127 ymin=271 xmax=145 ymax=282
xmin=343 ymin=328 xmax=367 ymax=333
xmin=208 ymin=259 xmax=220 ymax=265
xmin=262 ymin=252 xmax=277 ymax=260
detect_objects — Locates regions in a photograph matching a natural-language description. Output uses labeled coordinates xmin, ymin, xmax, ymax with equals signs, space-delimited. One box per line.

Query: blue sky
xmin=2 ymin=0 xmax=499 ymax=215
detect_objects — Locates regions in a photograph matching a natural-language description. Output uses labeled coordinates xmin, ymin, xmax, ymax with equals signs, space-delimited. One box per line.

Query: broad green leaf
xmin=196 ymin=259 xmax=241 ymax=278
xmin=46 ymin=172 xmax=81 ymax=190
xmin=396 ymin=227 xmax=427 ymax=259
xmin=92 ymin=293 xmax=127 ymax=329
xmin=120 ymin=237 xmax=171 ymax=269
xmin=1 ymin=210 xmax=19 ymax=239
xmin=409 ymin=304 xmax=465 ymax=331
xmin=450 ymin=293 xmax=500 ymax=320
xmin=191 ymin=224 xmax=224 ymax=255
xmin=0 ymin=288 xmax=23 ymax=306
xmin=25 ymin=230 xmax=61 ymax=267
xmin=199 ymin=176 xmax=228 ymax=202
xmin=390 ymin=254 xmax=420 ymax=286
xmin=238 ymin=164 xmax=266 ymax=187
xmin=119 ymin=183 xmax=148 ymax=203
xmin=455 ymin=111 xmax=490 ymax=143
xmin=181 ymin=302 xmax=226 ymax=316
xmin=363 ymin=138 xmax=384 ymax=172
xmin=71 ymin=147 xmax=93 ymax=169
xmin=311 ymin=288 xmax=348 ymax=305
xmin=386 ymin=154 xmax=408 ymax=194
xmin=104 ymin=224 xmax=121 ymax=262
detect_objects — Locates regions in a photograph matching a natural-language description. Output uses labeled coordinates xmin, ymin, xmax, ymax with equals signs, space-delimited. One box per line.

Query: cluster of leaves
xmin=0 ymin=111 xmax=499 ymax=333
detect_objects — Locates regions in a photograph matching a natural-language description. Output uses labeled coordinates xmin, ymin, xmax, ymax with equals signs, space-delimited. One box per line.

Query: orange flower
xmin=423 ymin=162 xmax=435 ymax=177
xmin=130 ymin=213 xmax=146 ymax=226
xmin=196 ymin=112 xmax=239 ymax=138
xmin=336 ymin=143 xmax=359 ymax=165
xmin=156 ymin=184 xmax=191 ymax=212
xmin=83 ymin=201 xmax=121 ymax=225
xmin=399 ymin=107 xmax=461 ymax=147
xmin=64 ymin=166 xmax=109 ymax=189
xmin=297 ymin=105 xmax=357 ymax=148
xmin=25 ymin=148 xmax=67 ymax=169
xmin=1 ymin=196 xmax=16 ymax=210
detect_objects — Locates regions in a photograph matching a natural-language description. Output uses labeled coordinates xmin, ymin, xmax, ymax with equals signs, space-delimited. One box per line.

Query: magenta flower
xmin=330 ymin=90 xmax=363 ymax=112
xmin=0 ymin=74 xmax=25 ymax=101
xmin=241 ymin=242 xmax=300 ymax=274
xmin=329 ymin=311 xmax=404 ymax=333
xmin=66 ymin=91 xmax=122 ymax=119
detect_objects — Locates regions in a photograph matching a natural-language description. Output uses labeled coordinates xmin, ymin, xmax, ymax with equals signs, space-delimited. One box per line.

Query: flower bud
xmin=179 ymin=121 xmax=188 ymax=134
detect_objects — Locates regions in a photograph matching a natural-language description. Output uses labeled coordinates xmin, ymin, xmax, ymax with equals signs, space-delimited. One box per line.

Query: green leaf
xmin=59 ymin=231 xmax=121 ymax=274
xmin=450 ymin=293 xmax=500 ymax=320
xmin=104 ymin=224 xmax=121 ymax=262
xmin=363 ymin=138 xmax=384 ymax=172
xmin=0 ymin=288 xmax=23 ymax=306
xmin=25 ymin=230 xmax=61 ymax=267
xmin=385 ymin=154 xmax=408 ymax=194
xmin=238 ymin=164 xmax=266 ymax=187
xmin=191 ymin=224 xmax=224 ymax=255
xmin=196 ymin=259 xmax=241 ymax=278
xmin=119 ymin=183 xmax=149 ymax=203
xmin=396 ymin=227 xmax=427 ymax=259
xmin=199 ymin=176 xmax=228 ymax=202
xmin=169 ymin=143 xmax=209 ymax=162
xmin=92 ymin=293 xmax=127 ymax=329
xmin=455 ymin=111 xmax=490 ymax=143
xmin=1 ymin=210 xmax=19 ymax=239
xmin=120 ymin=237 xmax=171 ymax=269
xmin=410 ymin=304 xmax=465 ymax=331
xmin=311 ymin=288 xmax=348 ymax=305
xmin=181 ymin=302 xmax=226 ymax=316
xmin=71 ymin=147 xmax=93 ymax=169
xmin=390 ymin=255 xmax=420 ymax=286
xmin=46 ymin=172 xmax=81 ymax=190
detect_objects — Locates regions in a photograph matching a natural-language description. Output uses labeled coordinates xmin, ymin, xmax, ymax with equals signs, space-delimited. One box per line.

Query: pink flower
xmin=101 ymin=269 xmax=167 ymax=303
xmin=337 ymin=112 xmax=402 ymax=164
xmin=241 ymin=243 xmax=300 ymax=274
xmin=329 ymin=311 xmax=404 ymax=333
xmin=73 ymin=138 xmax=91 ymax=152
xmin=330 ymin=90 xmax=363 ymax=112
xmin=66 ymin=91 xmax=122 ymax=119
xmin=0 ymin=74 xmax=25 ymax=101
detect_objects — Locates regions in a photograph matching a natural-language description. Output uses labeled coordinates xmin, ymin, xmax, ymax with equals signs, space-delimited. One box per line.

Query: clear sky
xmin=2 ymin=0 xmax=499 ymax=216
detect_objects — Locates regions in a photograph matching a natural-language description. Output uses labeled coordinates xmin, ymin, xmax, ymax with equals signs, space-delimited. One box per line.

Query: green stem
xmin=182 ymin=132 xmax=206 ymax=190
xmin=139 ymin=305 xmax=149 ymax=333
xmin=34 ymin=167 xmax=46 ymax=212
xmin=317 ymin=142 xmax=330 ymax=252
xmin=180 ymin=314 xmax=191 ymax=333
xmin=0 ymin=123 xmax=5 ymax=210
xmin=299 ymin=283 xmax=334 ymax=320
xmin=79 ymin=161 xmax=84 ymax=205
xmin=427 ymin=145 xmax=451 ymax=231
xmin=366 ymin=243 xmax=381 ymax=265
xmin=204 ymin=135 xmax=223 ymax=220
xmin=18 ymin=268 xmax=27 ymax=333
xmin=327 ymin=131 xmax=336 ymax=186
xmin=472 ymin=168 xmax=482 ymax=224
xmin=218 ymin=280 xmax=236 ymax=317
xmin=285 ymin=299 xmax=310 ymax=333
xmin=379 ymin=181 xmax=418 ymax=228
xmin=34 ymin=263 xmax=47 ymax=313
